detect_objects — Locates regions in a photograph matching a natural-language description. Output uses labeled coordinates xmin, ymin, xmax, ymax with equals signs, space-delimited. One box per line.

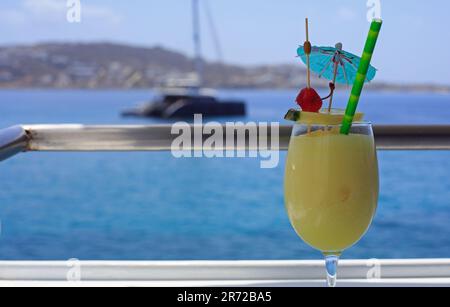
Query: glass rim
xmin=293 ymin=121 xmax=372 ymax=127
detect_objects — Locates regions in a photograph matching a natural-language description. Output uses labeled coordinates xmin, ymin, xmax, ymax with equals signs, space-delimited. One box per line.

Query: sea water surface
xmin=0 ymin=90 xmax=450 ymax=260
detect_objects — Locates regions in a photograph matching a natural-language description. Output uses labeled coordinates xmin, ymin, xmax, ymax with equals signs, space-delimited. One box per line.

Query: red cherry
xmin=296 ymin=87 xmax=322 ymax=113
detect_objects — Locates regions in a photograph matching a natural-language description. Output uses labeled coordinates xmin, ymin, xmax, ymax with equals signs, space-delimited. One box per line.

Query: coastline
xmin=0 ymin=85 xmax=449 ymax=94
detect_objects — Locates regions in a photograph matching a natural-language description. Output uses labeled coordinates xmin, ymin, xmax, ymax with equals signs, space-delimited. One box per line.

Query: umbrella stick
xmin=328 ymin=62 xmax=338 ymax=112
xmin=305 ymin=18 xmax=312 ymax=89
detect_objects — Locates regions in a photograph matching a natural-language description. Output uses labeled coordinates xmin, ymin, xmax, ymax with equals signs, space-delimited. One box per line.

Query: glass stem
xmin=325 ymin=255 xmax=340 ymax=287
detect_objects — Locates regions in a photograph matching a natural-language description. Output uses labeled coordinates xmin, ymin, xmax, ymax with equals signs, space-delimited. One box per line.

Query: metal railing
xmin=0 ymin=126 xmax=30 ymax=162
xmin=2 ymin=124 xmax=450 ymax=162
xmin=0 ymin=259 xmax=449 ymax=285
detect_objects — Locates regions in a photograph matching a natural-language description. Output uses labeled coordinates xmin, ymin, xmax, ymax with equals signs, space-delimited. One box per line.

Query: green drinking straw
xmin=340 ymin=19 xmax=383 ymax=135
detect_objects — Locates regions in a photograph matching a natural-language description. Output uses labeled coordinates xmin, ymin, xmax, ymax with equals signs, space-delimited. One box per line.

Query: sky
xmin=0 ymin=0 xmax=449 ymax=85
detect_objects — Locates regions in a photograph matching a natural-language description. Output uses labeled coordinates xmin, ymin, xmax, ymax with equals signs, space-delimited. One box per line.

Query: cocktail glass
xmin=285 ymin=121 xmax=379 ymax=287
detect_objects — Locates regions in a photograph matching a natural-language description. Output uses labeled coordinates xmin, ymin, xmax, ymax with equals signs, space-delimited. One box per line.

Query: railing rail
xmin=1 ymin=124 xmax=450 ymax=162
xmin=1 ymin=259 xmax=450 ymax=281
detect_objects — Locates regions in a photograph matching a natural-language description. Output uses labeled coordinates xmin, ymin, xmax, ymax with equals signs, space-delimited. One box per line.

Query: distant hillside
xmin=0 ymin=42 xmax=448 ymax=92
xmin=0 ymin=43 xmax=314 ymax=89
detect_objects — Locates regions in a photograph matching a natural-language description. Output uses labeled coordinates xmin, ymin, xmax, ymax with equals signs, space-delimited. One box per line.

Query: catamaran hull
xmin=122 ymin=99 xmax=246 ymax=119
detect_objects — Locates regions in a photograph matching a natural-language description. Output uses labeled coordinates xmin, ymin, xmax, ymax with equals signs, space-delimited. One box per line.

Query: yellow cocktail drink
xmin=285 ymin=127 xmax=379 ymax=253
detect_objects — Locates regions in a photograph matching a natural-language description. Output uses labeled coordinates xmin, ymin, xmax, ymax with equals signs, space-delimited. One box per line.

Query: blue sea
xmin=0 ymin=89 xmax=450 ymax=260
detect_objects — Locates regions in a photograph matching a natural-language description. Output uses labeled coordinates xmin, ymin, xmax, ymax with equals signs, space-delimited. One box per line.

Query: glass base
xmin=325 ymin=255 xmax=340 ymax=288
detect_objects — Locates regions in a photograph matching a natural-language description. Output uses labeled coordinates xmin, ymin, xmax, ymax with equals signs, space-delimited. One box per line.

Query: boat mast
xmin=192 ymin=0 xmax=203 ymax=89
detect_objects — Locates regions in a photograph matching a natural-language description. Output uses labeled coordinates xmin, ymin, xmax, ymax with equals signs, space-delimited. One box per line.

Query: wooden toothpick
xmin=305 ymin=18 xmax=312 ymax=89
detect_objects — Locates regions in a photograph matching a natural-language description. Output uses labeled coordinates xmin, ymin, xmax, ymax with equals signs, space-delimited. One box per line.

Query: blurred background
xmin=0 ymin=0 xmax=449 ymax=260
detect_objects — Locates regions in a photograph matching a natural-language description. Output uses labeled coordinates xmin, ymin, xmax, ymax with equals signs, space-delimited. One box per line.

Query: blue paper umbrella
xmin=297 ymin=43 xmax=377 ymax=85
